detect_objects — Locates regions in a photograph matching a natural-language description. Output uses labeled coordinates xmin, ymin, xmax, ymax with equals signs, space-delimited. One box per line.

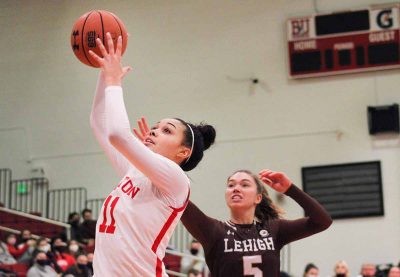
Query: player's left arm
xmin=259 ymin=169 xmax=332 ymax=246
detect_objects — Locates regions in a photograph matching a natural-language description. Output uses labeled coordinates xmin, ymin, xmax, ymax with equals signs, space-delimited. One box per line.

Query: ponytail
xmin=175 ymin=119 xmax=216 ymax=171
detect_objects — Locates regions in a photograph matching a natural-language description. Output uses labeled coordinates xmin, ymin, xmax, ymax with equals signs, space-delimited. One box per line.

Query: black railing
xmin=0 ymin=168 xmax=12 ymax=208
xmin=9 ymin=177 xmax=49 ymax=215
xmin=47 ymin=187 xmax=87 ymax=222
xmin=85 ymin=198 xmax=105 ymax=220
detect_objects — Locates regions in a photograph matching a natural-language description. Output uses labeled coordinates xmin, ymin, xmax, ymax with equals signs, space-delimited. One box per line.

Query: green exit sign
xmin=17 ymin=182 xmax=28 ymax=194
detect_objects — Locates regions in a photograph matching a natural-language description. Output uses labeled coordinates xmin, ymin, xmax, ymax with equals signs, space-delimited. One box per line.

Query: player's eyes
xmin=163 ymin=127 xmax=171 ymax=134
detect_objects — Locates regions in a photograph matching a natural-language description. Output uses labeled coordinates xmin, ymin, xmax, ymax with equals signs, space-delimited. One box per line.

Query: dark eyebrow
xmin=167 ymin=122 xmax=177 ymax=129
xmin=228 ymin=178 xmax=252 ymax=182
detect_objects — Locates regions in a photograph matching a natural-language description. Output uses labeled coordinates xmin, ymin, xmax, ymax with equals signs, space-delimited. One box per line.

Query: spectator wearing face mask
xmin=356 ymin=263 xmax=376 ymax=277
xmin=67 ymin=212 xmax=81 ymax=242
xmin=180 ymin=239 xmax=206 ymax=275
xmin=7 ymin=232 xmax=36 ymax=265
xmin=86 ymin=253 xmax=94 ymax=276
xmin=49 ymin=238 xmax=76 ymax=272
xmin=17 ymin=230 xmax=33 ymax=247
xmin=333 ymin=260 xmax=350 ymax=277
xmin=5 ymin=234 xmax=30 ymax=259
xmin=303 ymin=263 xmax=319 ymax=277
xmin=63 ymin=254 xmax=91 ymax=277
xmin=36 ymin=238 xmax=51 ymax=254
xmin=67 ymin=240 xmax=83 ymax=258
xmin=27 ymin=251 xmax=57 ymax=277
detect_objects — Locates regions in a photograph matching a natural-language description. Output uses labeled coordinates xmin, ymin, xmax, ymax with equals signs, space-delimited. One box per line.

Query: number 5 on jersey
xmin=243 ymin=255 xmax=263 ymax=277
xmin=99 ymin=195 xmax=120 ymax=234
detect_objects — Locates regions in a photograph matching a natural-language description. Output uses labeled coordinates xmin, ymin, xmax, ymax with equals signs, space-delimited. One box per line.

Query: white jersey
xmin=90 ymin=73 xmax=190 ymax=277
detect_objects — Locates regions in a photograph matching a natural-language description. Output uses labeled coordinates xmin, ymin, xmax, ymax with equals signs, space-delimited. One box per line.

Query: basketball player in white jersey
xmin=88 ymin=33 xmax=216 ymax=276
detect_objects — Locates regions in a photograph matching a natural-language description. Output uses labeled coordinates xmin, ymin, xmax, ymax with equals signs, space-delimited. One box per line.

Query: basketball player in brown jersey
xmin=181 ymin=169 xmax=332 ymax=277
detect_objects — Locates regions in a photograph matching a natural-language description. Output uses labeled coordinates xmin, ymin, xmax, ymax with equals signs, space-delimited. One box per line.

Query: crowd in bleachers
xmin=295 ymin=260 xmax=400 ymax=277
xmin=0 ymin=209 xmax=96 ymax=277
xmin=1 ymin=205 xmax=399 ymax=277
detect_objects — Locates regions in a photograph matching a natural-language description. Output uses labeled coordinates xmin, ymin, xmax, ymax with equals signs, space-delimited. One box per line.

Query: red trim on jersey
xmin=99 ymin=195 xmax=112 ymax=233
xmin=152 ymin=189 xmax=190 ymax=277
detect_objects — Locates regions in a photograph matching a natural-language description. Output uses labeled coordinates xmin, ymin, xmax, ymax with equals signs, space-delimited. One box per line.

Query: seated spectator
xmin=5 ymin=233 xmax=36 ymax=264
xmin=388 ymin=267 xmax=400 ymax=277
xmin=187 ymin=268 xmax=203 ymax=277
xmin=376 ymin=263 xmax=392 ymax=277
xmin=62 ymin=254 xmax=91 ymax=277
xmin=357 ymin=263 xmax=376 ymax=277
xmin=86 ymin=253 xmax=94 ymax=276
xmin=67 ymin=212 xmax=81 ymax=242
xmin=180 ymin=239 xmax=205 ymax=275
xmin=78 ymin=209 xmax=96 ymax=244
xmin=49 ymin=237 xmax=75 ymax=272
xmin=67 ymin=240 xmax=83 ymax=258
xmin=5 ymin=234 xmax=29 ymax=259
xmin=27 ymin=251 xmax=58 ymax=277
xmin=17 ymin=229 xmax=33 ymax=247
xmin=36 ymin=238 xmax=51 ymax=254
xmin=0 ymin=240 xmax=17 ymax=264
xmin=333 ymin=260 xmax=350 ymax=277
xmin=303 ymin=263 xmax=319 ymax=277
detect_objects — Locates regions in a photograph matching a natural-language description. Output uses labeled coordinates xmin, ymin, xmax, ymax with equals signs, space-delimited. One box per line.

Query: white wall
xmin=0 ymin=0 xmax=399 ymax=276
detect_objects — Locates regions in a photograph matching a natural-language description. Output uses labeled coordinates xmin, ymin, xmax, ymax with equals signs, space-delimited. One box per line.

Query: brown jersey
xmin=181 ymin=185 xmax=332 ymax=277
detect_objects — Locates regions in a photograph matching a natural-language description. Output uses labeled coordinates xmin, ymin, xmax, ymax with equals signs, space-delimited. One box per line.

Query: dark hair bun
xmin=196 ymin=123 xmax=216 ymax=150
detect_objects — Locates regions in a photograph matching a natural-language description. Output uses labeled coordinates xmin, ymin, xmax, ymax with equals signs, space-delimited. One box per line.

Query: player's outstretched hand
xmin=258 ymin=169 xmax=292 ymax=193
xmin=89 ymin=32 xmax=132 ymax=86
xmin=132 ymin=116 xmax=150 ymax=142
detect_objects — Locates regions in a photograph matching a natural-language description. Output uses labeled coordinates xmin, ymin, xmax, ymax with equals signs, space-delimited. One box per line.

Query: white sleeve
xmin=90 ymin=73 xmax=131 ymax=178
xmin=104 ymin=86 xmax=190 ymax=207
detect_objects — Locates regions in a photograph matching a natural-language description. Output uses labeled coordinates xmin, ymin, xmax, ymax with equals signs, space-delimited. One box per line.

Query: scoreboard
xmin=287 ymin=4 xmax=400 ymax=78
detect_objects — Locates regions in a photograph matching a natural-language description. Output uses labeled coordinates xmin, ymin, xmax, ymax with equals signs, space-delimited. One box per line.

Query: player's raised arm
xmin=259 ymin=169 xmax=332 ymax=246
xmin=89 ymin=33 xmax=216 ymax=205
xmin=90 ymin=71 xmax=131 ymax=178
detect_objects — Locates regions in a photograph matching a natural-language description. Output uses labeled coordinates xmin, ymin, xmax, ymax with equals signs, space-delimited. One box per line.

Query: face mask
xmin=7 ymin=238 xmax=16 ymax=245
xmin=69 ymin=244 xmax=79 ymax=253
xmin=77 ymin=264 xmax=88 ymax=271
xmin=54 ymin=245 xmax=67 ymax=252
xmin=307 ymin=275 xmax=318 ymax=277
xmin=87 ymin=262 xmax=93 ymax=270
xmin=36 ymin=260 xmax=49 ymax=266
xmin=38 ymin=245 xmax=51 ymax=253
xmin=190 ymin=248 xmax=199 ymax=255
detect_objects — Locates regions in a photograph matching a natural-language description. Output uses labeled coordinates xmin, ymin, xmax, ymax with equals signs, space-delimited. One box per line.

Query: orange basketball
xmin=71 ymin=10 xmax=128 ymax=67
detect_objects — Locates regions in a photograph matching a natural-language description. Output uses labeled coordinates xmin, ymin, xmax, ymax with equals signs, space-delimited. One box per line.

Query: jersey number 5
xmin=99 ymin=195 xmax=120 ymax=234
xmin=243 ymin=255 xmax=262 ymax=277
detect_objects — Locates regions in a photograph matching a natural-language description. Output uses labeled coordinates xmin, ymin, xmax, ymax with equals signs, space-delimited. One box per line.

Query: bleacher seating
xmin=0 ymin=263 xmax=29 ymax=277
xmin=0 ymin=208 xmax=67 ymax=240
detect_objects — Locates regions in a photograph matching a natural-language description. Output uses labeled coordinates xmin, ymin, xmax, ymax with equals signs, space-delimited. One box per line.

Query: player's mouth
xmin=144 ymin=138 xmax=155 ymax=145
xmin=231 ymin=195 xmax=242 ymax=200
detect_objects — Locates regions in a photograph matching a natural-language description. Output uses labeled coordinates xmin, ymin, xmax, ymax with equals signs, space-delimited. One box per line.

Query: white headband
xmin=184 ymin=124 xmax=195 ymax=164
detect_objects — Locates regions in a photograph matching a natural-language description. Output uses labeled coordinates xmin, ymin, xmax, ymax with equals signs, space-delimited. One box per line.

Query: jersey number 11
xmin=99 ymin=195 xmax=120 ymax=234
